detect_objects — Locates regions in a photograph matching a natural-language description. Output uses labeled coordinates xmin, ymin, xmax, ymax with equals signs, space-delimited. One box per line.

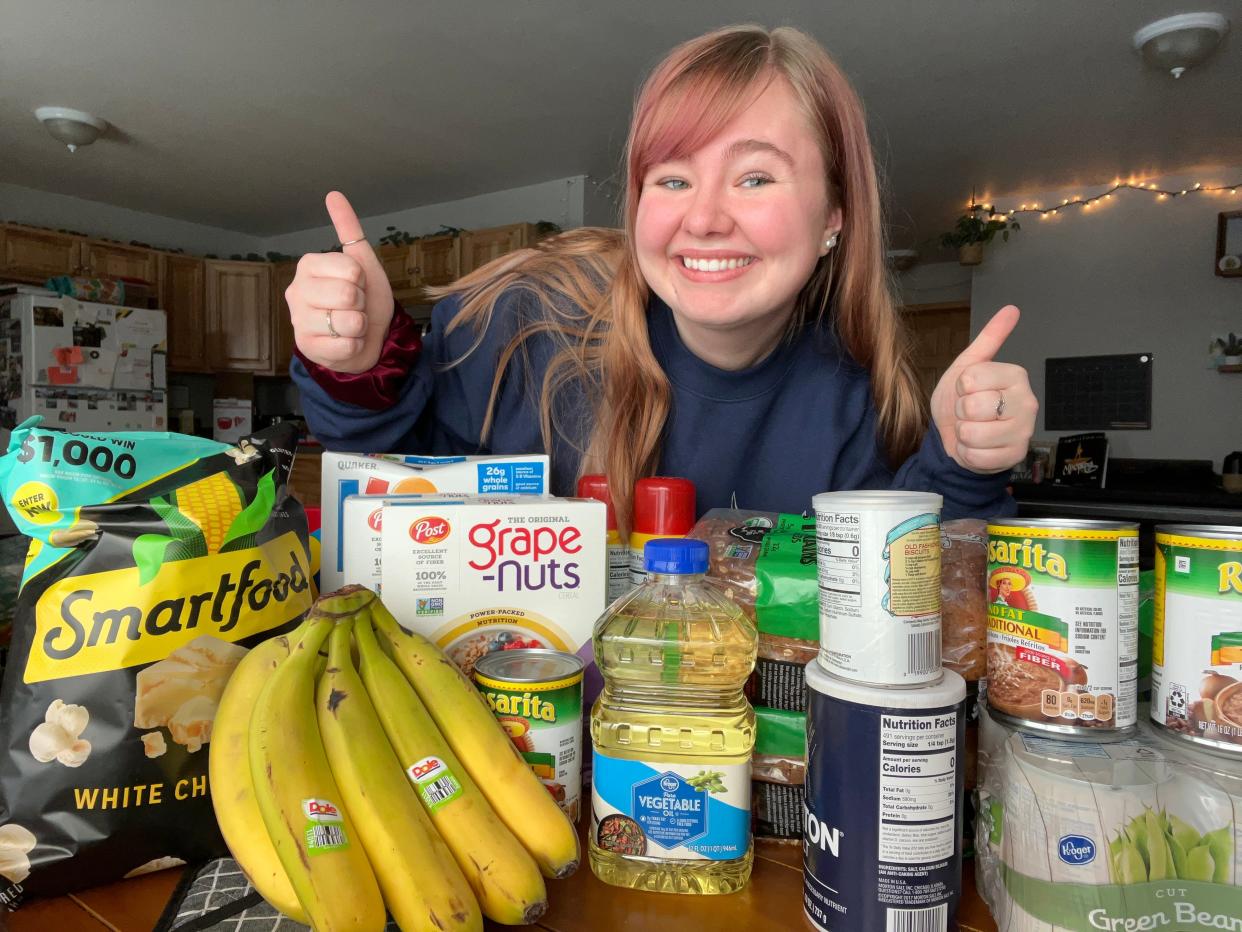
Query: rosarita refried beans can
xmin=803 ymin=661 xmax=966 ymax=932
xmin=813 ymin=491 xmax=943 ymax=687
xmin=1152 ymin=524 xmax=1242 ymax=755
xmin=985 ymin=519 xmax=1139 ymax=736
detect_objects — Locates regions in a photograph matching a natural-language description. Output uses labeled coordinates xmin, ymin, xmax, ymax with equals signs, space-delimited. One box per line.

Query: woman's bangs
xmin=629 ymin=66 xmax=774 ymax=191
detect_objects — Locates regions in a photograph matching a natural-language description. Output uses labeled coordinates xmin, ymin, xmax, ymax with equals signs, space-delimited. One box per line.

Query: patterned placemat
xmin=155 ymin=858 xmax=400 ymax=931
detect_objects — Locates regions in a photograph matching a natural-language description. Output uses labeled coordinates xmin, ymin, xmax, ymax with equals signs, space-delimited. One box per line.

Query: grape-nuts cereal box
xmin=319 ymin=452 xmax=549 ymax=591
xmin=379 ymin=495 xmax=607 ymax=677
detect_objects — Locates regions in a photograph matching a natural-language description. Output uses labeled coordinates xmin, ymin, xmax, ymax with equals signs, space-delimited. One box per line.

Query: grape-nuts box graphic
xmin=380 ymin=495 xmax=606 ymax=677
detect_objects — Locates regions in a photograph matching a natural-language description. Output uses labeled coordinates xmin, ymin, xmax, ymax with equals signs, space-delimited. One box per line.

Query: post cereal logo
xmin=409 ymin=516 xmax=450 ymax=545
xmin=367 ymin=508 xmax=383 ymax=532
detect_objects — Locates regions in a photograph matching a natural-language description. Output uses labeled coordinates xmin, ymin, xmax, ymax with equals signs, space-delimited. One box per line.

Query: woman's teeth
xmin=681 ymin=256 xmax=754 ymax=272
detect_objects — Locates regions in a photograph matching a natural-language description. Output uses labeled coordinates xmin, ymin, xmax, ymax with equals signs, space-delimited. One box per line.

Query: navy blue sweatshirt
xmin=293 ymin=289 xmax=1015 ymax=521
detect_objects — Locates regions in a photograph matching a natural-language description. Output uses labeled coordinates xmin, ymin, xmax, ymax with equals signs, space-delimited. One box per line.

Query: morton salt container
xmin=803 ymin=661 xmax=966 ymax=932
xmin=812 ymin=490 xmax=943 ymax=686
xmin=1151 ymin=523 xmax=1242 ymax=755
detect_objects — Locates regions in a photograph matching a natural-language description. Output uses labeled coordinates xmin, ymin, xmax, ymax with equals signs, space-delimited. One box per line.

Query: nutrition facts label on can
xmin=817 ymin=516 xmax=863 ymax=619
xmin=877 ymin=712 xmax=957 ymax=864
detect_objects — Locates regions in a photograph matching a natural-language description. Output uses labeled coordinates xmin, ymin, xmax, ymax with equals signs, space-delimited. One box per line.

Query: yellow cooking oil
xmin=589 ymin=537 xmax=757 ymax=894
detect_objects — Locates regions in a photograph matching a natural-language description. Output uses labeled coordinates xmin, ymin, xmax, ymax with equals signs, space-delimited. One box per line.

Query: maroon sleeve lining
xmin=293 ymin=303 xmax=422 ymax=410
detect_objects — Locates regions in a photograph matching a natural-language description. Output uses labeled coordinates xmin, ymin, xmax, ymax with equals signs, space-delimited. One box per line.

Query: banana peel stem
xmin=310 ymin=584 xmax=376 ymax=621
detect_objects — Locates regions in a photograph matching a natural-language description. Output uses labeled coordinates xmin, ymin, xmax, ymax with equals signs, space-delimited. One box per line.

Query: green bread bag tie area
xmin=754 ymin=705 xmax=807 ymax=759
xmin=754 ymin=527 xmax=818 ymax=642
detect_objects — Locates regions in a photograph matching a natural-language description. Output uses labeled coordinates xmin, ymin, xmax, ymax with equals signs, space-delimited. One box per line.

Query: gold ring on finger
xmin=326 ymin=309 xmax=340 ymax=338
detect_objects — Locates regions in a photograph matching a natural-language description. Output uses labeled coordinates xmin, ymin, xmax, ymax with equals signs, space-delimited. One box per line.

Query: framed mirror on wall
xmin=1217 ymin=210 xmax=1242 ymax=277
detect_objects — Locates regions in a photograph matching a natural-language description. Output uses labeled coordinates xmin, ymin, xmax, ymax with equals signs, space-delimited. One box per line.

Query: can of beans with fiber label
xmin=1151 ymin=523 xmax=1242 ymax=755
xmin=813 ymin=491 xmax=943 ymax=687
xmin=985 ymin=518 xmax=1139 ymax=737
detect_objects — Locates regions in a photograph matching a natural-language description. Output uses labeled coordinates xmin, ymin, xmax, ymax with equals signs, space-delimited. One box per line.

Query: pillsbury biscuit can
xmin=813 ymin=491 xmax=944 ymax=686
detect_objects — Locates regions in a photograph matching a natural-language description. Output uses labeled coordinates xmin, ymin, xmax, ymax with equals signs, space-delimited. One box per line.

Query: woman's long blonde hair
xmin=429 ymin=25 xmax=925 ymax=535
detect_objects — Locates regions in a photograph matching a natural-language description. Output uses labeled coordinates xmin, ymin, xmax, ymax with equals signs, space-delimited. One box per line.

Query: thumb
xmin=955 ymin=305 xmax=1020 ymax=367
xmin=325 ymin=191 xmax=379 ymax=265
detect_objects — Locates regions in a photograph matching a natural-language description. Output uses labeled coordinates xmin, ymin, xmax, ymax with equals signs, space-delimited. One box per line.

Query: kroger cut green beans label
xmin=473 ymin=649 xmax=584 ymax=820
xmin=1152 ymin=525 xmax=1242 ymax=754
xmin=986 ymin=521 xmax=1139 ymax=732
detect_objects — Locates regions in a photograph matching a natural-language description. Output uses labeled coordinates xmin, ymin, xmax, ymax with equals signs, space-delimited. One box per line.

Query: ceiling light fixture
xmin=34 ymin=107 xmax=109 ymax=152
xmin=1132 ymin=12 xmax=1229 ymax=79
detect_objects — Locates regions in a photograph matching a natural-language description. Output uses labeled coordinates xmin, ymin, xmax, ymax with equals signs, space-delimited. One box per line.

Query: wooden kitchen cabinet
xmin=411 ymin=234 xmax=461 ymax=289
xmin=270 ymin=259 xmax=298 ymax=376
xmin=378 ymin=243 xmax=418 ymax=302
xmin=0 ymin=223 xmax=81 ymax=282
xmin=205 ymin=260 xmax=272 ymax=372
xmin=160 ymin=254 xmax=208 ymax=372
xmin=459 ymin=223 xmax=537 ymax=274
xmin=83 ymin=240 xmax=158 ymax=284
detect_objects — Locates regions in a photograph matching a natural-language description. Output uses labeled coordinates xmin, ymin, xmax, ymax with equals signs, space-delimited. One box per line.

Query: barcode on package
xmin=886 ymin=904 xmax=948 ymax=932
xmin=419 ymin=775 xmax=462 ymax=809
xmin=305 ymin=823 xmax=347 ymax=853
xmin=906 ymin=630 xmax=940 ymax=677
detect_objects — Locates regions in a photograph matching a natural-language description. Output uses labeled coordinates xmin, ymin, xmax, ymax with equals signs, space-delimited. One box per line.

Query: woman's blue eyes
xmin=655 ymin=174 xmax=773 ymax=190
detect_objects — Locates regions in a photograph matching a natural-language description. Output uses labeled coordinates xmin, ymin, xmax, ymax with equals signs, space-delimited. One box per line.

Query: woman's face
xmin=997 ymin=578 xmax=1013 ymax=598
xmin=635 ymin=78 xmax=841 ymax=350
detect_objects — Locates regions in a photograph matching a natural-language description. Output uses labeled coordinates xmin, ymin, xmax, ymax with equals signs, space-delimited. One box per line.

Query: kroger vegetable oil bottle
xmin=589 ymin=538 xmax=757 ymax=894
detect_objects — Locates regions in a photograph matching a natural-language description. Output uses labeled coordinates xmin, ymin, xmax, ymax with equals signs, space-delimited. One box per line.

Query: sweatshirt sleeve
xmin=292 ymin=290 xmax=551 ymax=459
xmin=830 ymin=372 xmax=1016 ymax=520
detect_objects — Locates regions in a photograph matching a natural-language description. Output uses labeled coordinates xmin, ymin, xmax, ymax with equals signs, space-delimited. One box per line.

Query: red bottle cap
xmin=576 ymin=474 xmax=617 ymax=531
xmin=632 ymin=477 xmax=696 ymax=536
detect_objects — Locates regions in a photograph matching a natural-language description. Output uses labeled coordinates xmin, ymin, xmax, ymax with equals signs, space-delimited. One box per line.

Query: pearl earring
xmin=824 ymin=233 xmax=838 ymax=250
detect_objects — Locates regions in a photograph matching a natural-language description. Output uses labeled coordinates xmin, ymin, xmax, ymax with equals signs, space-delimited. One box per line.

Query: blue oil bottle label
xmin=591 ymin=751 xmax=750 ymax=861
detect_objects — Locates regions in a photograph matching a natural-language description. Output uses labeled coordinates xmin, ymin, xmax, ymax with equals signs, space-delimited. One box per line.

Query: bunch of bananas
xmin=209 ymin=585 xmax=580 ymax=931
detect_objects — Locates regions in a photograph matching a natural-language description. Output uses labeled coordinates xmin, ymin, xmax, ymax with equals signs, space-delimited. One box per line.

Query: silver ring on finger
xmin=340 ymin=236 xmax=366 ymax=247
xmin=326 ymin=309 xmax=340 ymax=338
xmin=995 ymin=393 xmax=1006 ymax=420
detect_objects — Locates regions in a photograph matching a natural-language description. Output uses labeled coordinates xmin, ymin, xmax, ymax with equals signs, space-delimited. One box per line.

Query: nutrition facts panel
xmin=817 ymin=517 xmax=863 ymax=619
xmin=877 ymin=712 xmax=957 ymax=864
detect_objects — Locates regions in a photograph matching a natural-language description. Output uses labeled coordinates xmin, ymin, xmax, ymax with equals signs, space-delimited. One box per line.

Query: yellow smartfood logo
xmin=26 ymin=531 xmax=312 ymax=683
xmin=988 ymin=538 xmax=1068 ymax=581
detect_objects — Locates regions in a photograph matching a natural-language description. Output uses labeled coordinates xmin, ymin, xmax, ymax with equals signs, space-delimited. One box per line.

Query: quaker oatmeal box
xmin=378 ymin=495 xmax=606 ymax=676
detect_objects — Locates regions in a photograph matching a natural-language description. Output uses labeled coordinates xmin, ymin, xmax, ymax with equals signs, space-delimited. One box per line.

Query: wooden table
xmin=5 ymin=824 xmax=999 ymax=932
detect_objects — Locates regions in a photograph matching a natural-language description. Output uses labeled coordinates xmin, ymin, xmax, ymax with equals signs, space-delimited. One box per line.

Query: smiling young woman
xmin=289 ymin=24 xmax=1038 ymax=534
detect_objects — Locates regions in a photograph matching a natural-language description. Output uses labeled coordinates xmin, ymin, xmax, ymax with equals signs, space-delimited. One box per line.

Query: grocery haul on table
xmin=0 ymin=426 xmax=1237 ymax=931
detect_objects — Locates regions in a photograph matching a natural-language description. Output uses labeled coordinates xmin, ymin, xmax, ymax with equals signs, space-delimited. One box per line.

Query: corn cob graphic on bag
xmin=0 ymin=418 xmax=313 ymax=904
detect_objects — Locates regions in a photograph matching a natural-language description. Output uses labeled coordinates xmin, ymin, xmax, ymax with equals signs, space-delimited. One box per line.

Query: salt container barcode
xmin=812 ymin=490 xmax=943 ymax=687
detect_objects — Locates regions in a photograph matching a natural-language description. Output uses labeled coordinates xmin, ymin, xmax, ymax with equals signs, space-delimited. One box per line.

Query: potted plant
xmin=1220 ymin=333 xmax=1242 ymax=367
xmin=940 ymin=206 xmax=1020 ymax=266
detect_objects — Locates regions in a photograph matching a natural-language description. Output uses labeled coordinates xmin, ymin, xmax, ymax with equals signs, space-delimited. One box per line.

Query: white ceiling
xmin=1 ymin=0 xmax=1238 ymax=250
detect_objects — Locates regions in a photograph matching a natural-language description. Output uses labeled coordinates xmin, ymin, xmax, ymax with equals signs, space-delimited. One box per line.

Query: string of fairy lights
xmin=966 ymin=178 xmax=1242 ymax=220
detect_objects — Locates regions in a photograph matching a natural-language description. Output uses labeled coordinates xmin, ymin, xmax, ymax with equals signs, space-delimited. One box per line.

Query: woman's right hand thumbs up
xmin=287 ymin=191 xmax=394 ymax=373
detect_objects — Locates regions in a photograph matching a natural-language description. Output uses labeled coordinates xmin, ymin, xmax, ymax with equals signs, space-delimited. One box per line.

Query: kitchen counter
xmin=1013 ymin=480 xmax=1242 ymax=525
xmin=5 ymin=823 xmax=999 ymax=931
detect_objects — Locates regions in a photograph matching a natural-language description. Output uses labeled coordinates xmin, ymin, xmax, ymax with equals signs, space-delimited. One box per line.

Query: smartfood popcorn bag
xmin=0 ymin=419 xmax=313 ymax=905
